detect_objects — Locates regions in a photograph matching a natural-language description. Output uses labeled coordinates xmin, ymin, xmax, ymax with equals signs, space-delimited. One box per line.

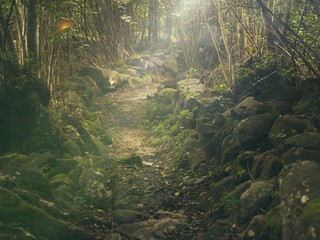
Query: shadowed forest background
xmin=0 ymin=0 xmax=320 ymax=239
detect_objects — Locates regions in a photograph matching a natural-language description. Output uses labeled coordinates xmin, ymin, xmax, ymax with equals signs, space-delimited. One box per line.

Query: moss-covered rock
xmin=128 ymin=77 xmax=145 ymax=88
xmin=250 ymin=151 xmax=283 ymax=179
xmin=177 ymin=78 xmax=205 ymax=100
xmin=0 ymin=154 xmax=53 ymax=200
xmin=284 ymin=132 xmax=320 ymax=151
xmin=240 ymin=179 xmax=278 ymax=219
xmin=233 ymin=97 xmax=264 ymax=119
xmin=260 ymin=156 xmax=283 ymax=179
xmin=233 ymin=113 xmax=275 ymax=149
xmin=281 ymin=147 xmax=320 ymax=165
xmin=162 ymin=57 xmax=179 ymax=74
xmin=279 ymin=160 xmax=320 ymax=240
xmin=0 ymin=188 xmax=93 ymax=240
xmin=269 ymin=115 xmax=308 ymax=145
xmin=79 ymin=66 xmax=120 ymax=91
xmin=293 ymin=92 xmax=320 ymax=115
xmin=296 ymin=200 xmax=320 ymax=239
xmin=61 ymin=140 xmax=82 ymax=156
xmin=243 ymin=206 xmax=281 ymax=240
xmin=158 ymin=88 xmax=179 ymax=101
xmin=220 ymin=135 xmax=241 ymax=164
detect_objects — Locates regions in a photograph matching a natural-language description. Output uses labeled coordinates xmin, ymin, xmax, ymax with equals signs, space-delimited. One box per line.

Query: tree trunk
xmin=27 ymin=0 xmax=37 ymax=63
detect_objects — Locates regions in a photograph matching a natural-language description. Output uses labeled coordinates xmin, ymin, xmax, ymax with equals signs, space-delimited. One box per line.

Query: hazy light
xmin=57 ymin=20 xmax=71 ymax=31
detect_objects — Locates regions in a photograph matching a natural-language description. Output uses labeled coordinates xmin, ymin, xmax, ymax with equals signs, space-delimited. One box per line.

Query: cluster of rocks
xmin=157 ymin=72 xmax=320 ymax=239
xmin=78 ymin=49 xmax=180 ymax=93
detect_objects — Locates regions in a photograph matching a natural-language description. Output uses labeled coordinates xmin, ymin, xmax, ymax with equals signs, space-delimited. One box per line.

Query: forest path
xmin=101 ymin=79 xmax=168 ymax=210
xmin=93 ymin=71 xmax=196 ymax=239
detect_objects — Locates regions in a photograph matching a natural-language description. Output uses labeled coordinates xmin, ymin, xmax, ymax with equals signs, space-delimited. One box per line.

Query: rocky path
xmin=93 ymin=73 xmax=193 ymax=239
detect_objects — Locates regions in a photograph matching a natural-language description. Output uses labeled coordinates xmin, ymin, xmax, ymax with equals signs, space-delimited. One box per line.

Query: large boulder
xmin=61 ymin=140 xmax=82 ymax=156
xmin=268 ymin=115 xmax=309 ymax=145
xmin=240 ymin=179 xmax=278 ymax=219
xmin=79 ymin=67 xmax=120 ymax=91
xmin=162 ymin=57 xmax=179 ymax=74
xmin=232 ymin=97 xmax=264 ymax=119
xmin=0 ymin=188 xmax=92 ymax=240
xmin=234 ymin=113 xmax=275 ymax=149
xmin=284 ymin=132 xmax=320 ymax=151
xmin=243 ymin=206 xmax=282 ymax=240
xmin=0 ymin=154 xmax=53 ymax=200
xmin=279 ymin=160 xmax=320 ymax=240
xmin=220 ymin=135 xmax=241 ymax=164
xmin=250 ymin=151 xmax=283 ymax=179
xmin=281 ymin=147 xmax=320 ymax=165
xmin=177 ymin=78 xmax=205 ymax=100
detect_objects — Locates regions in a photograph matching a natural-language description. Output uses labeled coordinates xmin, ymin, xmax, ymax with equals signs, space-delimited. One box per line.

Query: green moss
xmin=243 ymin=206 xmax=281 ymax=240
xmin=146 ymin=99 xmax=175 ymax=121
xmin=113 ymin=61 xmax=125 ymax=68
xmin=215 ymin=191 xmax=240 ymax=216
xmin=16 ymin=167 xmax=53 ymax=200
xmin=180 ymin=109 xmax=191 ymax=118
xmin=264 ymin=207 xmax=282 ymax=239
xmin=159 ymin=88 xmax=177 ymax=94
xmin=0 ymin=154 xmax=29 ymax=169
xmin=0 ymin=188 xmax=91 ymax=240
xmin=300 ymin=199 xmax=320 ymax=228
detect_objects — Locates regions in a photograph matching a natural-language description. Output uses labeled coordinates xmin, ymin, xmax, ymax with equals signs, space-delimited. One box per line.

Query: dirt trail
xmin=101 ymin=81 xmax=169 ymax=209
xmin=102 ymin=83 xmax=159 ymax=159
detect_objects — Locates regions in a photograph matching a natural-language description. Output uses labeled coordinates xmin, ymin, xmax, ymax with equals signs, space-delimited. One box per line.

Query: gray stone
xmin=79 ymin=67 xmax=120 ymax=91
xmin=281 ymin=147 xmax=320 ymax=165
xmin=118 ymin=218 xmax=187 ymax=240
xmin=162 ymin=58 xmax=179 ymax=74
xmin=240 ymin=179 xmax=277 ymax=218
xmin=150 ymin=56 xmax=164 ymax=66
xmin=262 ymin=100 xmax=291 ymax=116
xmin=233 ymin=97 xmax=264 ymax=119
xmin=125 ymin=68 xmax=138 ymax=76
xmin=279 ymin=160 xmax=320 ymax=240
xmin=128 ymin=77 xmax=145 ymax=88
xmin=269 ymin=115 xmax=308 ymax=145
xmin=111 ymin=209 xmax=149 ymax=224
xmin=197 ymin=123 xmax=217 ymax=136
xmin=89 ymin=134 xmax=109 ymax=156
xmin=243 ymin=206 xmax=282 ymax=240
xmin=118 ymin=154 xmax=143 ymax=167
xmin=177 ymin=78 xmax=205 ymax=99
xmin=220 ymin=135 xmax=241 ymax=164
xmin=61 ymin=140 xmax=82 ymax=156
xmin=234 ymin=113 xmax=275 ymax=149
xmin=285 ymin=132 xmax=320 ymax=150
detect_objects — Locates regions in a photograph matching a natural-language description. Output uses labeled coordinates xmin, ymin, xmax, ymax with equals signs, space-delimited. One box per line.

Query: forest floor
xmin=75 ymin=74 xmax=214 ymax=239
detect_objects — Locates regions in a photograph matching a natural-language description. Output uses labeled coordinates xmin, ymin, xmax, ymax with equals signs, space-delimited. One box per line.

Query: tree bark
xmin=27 ymin=0 xmax=37 ymax=63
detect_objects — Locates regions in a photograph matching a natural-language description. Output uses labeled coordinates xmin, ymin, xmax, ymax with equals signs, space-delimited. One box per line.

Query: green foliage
xmin=213 ymin=84 xmax=229 ymax=93
xmin=145 ymin=98 xmax=176 ymax=121
xmin=215 ymin=191 xmax=240 ymax=216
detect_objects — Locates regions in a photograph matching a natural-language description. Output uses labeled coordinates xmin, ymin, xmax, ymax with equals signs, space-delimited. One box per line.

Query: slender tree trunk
xmin=27 ymin=0 xmax=37 ymax=63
